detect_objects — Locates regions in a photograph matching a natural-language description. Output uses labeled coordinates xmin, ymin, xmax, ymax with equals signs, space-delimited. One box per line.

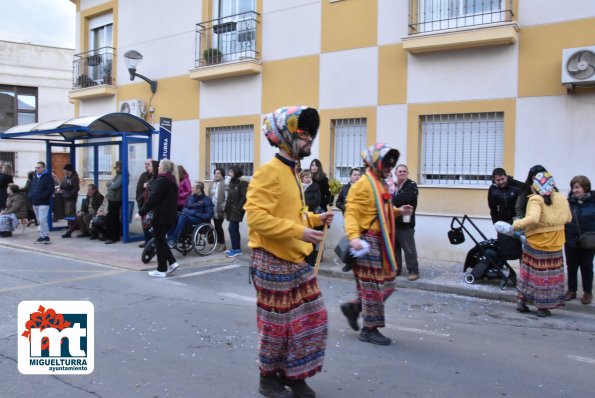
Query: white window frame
xmin=419 ymin=0 xmax=504 ymax=33
xmin=82 ymin=141 xmax=114 ymax=180
xmin=420 ymin=112 xmax=504 ymax=186
xmin=332 ymin=118 xmax=367 ymax=184
xmin=208 ymin=125 xmax=254 ymax=178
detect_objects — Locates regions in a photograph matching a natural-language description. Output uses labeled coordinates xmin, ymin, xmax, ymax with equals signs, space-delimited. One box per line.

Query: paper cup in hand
xmin=402 ymin=214 xmax=411 ymax=223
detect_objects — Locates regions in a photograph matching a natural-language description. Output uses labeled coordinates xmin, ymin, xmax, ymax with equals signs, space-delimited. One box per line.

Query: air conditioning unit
xmin=562 ymin=46 xmax=595 ymax=86
xmin=119 ymin=99 xmax=145 ymax=118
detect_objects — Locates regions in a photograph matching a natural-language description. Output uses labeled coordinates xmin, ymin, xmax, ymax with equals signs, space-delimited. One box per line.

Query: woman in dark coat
xmin=137 ymin=159 xmax=179 ymax=278
xmin=564 ymin=175 xmax=595 ymax=305
xmin=0 ymin=163 xmax=15 ymax=210
xmin=20 ymin=171 xmax=38 ymax=225
xmin=224 ymin=166 xmax=248 ymax=257
xmin=310 ymin=159 xmax=331 ymax=210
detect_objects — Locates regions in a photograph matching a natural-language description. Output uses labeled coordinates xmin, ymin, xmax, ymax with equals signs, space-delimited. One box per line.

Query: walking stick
xmin=314 ymin=206 xmax=330 ymax=275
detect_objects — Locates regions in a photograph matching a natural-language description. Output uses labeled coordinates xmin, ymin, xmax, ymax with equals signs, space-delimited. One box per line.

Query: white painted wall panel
xmin=320 ymin=47 xmax=378 ymax=109
xmin=407 ymin=45 xmax=518 ymax=103
xmin=377 ymin=104 xmax=408 ymax=163
xmin=518 ymin=0 xmax=595 ymax=27
xmin=169 ymin=119 xmax=200 ymax=181
xmin=262 ymin=2 xmax=321 ymax=61
xmin=80 ymin=0 xmax=108 ymax=11
xmin=79 ymin=97 xmax=117 ymax=117
xmin=378 ymin=0 xmax=409 ymax=45
xmin=199 ymin=75 xmax=262 ymax=119
xmin=263 ymin=0 xmax=319 ymax=14
xmin=515 ymin=95 xmax=595 ymax=193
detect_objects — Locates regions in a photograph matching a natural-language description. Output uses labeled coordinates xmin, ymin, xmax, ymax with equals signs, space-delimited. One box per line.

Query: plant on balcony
xmin=203 ymin=48 xmax=223 ymax=65
xmin=75 ymin=74 xmax=97 ymax=89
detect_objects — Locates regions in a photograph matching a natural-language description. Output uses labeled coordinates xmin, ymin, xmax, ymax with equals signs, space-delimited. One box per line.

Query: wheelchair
xmin=141 ymin=221 xmax=218 ymax=264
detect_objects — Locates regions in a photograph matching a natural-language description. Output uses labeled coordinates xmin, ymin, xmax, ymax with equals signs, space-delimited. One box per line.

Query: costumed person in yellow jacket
xmin=340 ymin=143 xmax=412 ymax=345
xmin=245 ymin=106 xmax=334 ymax=398
xmin=512 ymin=171 xmax=572 ymax=317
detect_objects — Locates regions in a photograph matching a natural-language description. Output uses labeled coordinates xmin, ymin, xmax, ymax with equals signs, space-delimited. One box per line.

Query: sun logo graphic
xmin=18 ymin=301 xmax=94 ymax=375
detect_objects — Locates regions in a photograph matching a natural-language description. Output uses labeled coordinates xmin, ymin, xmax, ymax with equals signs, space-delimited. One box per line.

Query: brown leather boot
xmin=581 ymin=293 xmax=592 ymax=305
xmin=564 ymin=290 xmax=576 ymax=301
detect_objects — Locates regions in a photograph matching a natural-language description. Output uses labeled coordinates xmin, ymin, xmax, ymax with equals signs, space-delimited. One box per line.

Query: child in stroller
xmin=448 ymin=215 xmax=520 ymax=290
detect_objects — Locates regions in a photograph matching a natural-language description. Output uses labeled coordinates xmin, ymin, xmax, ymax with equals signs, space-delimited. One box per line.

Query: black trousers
xmin=106 ymin=200 xmax=121 ymax=241
xmin=153 ymin=223 xmax=177 ymax=272
xmin=213 ymin=218 xmax=225 ymax=245
xmin=565 ymin=243 xmax=594 ymax=294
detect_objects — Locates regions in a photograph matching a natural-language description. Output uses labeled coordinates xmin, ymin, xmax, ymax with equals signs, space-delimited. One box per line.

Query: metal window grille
xmin=208 ymin=125 xmax=254 ymax=177
xmin=82 ymin=140 xmax=114 ymax=179
xmin=333 ymin=118 xmax=367 ymax=184
xmin=416 ymin=0 xmax=510 ymax=33
xmin=420 ymin=112 xmax=504 ymax=185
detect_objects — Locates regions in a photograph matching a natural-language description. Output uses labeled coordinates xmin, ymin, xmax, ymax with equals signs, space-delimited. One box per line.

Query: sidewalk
xmin=1 ymin=223 xmax=593 ymax=316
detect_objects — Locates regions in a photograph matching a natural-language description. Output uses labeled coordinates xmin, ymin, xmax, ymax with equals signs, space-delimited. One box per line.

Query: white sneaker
xmin=147 ymin=270 xmax=167 ymax=278
xmin=167 ymin=262 xmax=179 ymax=274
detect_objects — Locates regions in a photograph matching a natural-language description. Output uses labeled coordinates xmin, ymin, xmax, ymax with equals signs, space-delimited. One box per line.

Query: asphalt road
xmin=1 ymin=246 xmax=594 ymax=398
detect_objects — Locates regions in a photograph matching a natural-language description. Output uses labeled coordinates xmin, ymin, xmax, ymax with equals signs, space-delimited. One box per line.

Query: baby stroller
xmin=448 ymin=215 xmax=519 ymax=290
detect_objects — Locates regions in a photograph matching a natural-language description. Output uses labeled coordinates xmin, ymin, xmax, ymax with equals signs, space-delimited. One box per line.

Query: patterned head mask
xmin=262 ymin=106 xmax=320 ymax=159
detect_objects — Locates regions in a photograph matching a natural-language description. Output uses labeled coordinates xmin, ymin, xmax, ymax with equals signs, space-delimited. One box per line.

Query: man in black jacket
xmin=487 ymin=168 xmax=524 ymax=259
xmin=28 ymin=161 xmax=55 ymax=244
xmin=393 ymin=164 xmax=420 ymax=281
xmin=335 ymin=168 xmax=362 ymax=214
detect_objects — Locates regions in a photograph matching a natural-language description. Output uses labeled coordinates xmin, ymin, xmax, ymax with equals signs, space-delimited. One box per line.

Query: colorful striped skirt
xmin=251 ymin=248 xmax=328 ymax=380
xmin=353 ymin=231 xmax=396 ymax=329
xmin=517 ymin=243 xmax=565 ymax=309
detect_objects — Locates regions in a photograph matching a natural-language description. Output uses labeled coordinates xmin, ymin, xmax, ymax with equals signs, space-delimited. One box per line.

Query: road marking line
xmin=568 ymin=355 xmax=595 ymax=364
xmin=0 ymin=270 xmax=125 ymax=293
xmin=387 ymin=325 xmax=450 ymax=337
xmin=218 ymin=292 xmax=256 ymax=303
xmin=170 ymin=263 xmax=245 ymax=279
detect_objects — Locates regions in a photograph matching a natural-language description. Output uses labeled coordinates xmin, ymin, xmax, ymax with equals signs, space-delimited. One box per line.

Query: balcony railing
xmin=195 ymin=11 xmax=260 ymax=67
xmin=409 ymin=0 xmax=514 ymax=34
xmin=72 ymin=47 xmax=115 ymax=89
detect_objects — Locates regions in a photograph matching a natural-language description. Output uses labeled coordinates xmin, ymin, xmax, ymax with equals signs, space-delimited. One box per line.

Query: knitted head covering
xmin=532 ymin=172 xmax=556 ymax=196
xmin=361 ymin=143 xmax=400 ymax=178
xmin=262 ymin=106 xmax=320 ymax=159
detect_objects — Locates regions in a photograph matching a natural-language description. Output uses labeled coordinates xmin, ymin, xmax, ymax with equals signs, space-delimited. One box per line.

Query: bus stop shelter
xmin=0 ymin=112 xmax=156 ymax=243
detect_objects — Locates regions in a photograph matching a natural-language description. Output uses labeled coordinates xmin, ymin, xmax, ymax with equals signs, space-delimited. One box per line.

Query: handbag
xmin=334 ymin=235 xmax=355 ymax=266
xmin=573 ymin=208 xmax=595 ymax=250
xmin=142 ymin=211 xmax=155 ymax=229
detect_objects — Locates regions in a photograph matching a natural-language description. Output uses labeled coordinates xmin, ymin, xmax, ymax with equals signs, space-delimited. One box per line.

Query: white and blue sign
xmin=158 ymin=117 xmax=172 ymax=160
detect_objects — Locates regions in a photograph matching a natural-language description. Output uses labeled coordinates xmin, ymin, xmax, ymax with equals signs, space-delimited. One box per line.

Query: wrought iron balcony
xmin=195 ymin=11 xmax=260 ymax=67
xmin=408 ymin=0 xmax=514 ymax=34
xmin=72 ymin=47 xmax=115 ymax=89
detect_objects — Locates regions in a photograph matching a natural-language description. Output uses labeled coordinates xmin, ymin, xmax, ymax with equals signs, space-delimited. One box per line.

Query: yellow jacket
xmin=245 ymin=156 xmax=322 ymax=263
xmin=344 ymin=175 xmax=398 ymax=241
xmin=512 ymin=191 xmax=571 ymax=251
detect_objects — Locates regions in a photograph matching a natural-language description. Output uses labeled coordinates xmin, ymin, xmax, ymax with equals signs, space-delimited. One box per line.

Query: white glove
xmin=494 ymin=221 xmax=515 ymax=236
xmin=350 ymin=240 xmax=370 ymax=258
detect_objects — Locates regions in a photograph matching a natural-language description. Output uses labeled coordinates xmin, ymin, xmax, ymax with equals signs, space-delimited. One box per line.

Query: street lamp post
xmin=123 ymin=50 xmax=158 ymax=94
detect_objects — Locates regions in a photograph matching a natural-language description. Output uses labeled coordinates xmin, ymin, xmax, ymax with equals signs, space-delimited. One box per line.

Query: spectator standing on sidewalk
xmin=136 ymin=158 xmax=153 ymax=215
xmin=341 ymin=143 xmax=412 ymax=345
xmin=310 ymin=159 xmax=331 ymax=211
xmin=208 ymin=168 xmax=227 ymax=252
xmin=393 ymin=164 xmax=420 ymax=281
xmin=224 ymin=165 xmax=247 ymax=258
xmin=20 ymin=171 xmax=38 ymax=226
xmin=59 ymin=164 xmax=81 ymax=238
xmin=564 ymin=175 xmax=595 ymax=305
xmin=104 ymin=161 xmax=123 ymax=244
xmin=513 ymin=172 xmax=572 ymax=317
xmin=245 ymin=106 xmax=333 ymax=398
xmin=0 ymin=163 xmax=14 ymax=210
xmin=488 ymin=167 xmax=523 ymax=259
xmin=136 ymin=159 xmax=179 ymax=278
xmin=177 ymin=165 xmax=192 ymax=211
xmin=29 ymin=161 xmax=55 ymax=244
xmin=335 ymin=168 xmax=361 ymax=214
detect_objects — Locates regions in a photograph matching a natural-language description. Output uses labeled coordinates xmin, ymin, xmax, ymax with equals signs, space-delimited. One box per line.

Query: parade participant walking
xmin=393 ymin=164 xmax=420 ymax=281
xmin=29 ymin=162 xmax=55 ymax=244
xmin=513 ymin=172 xmax=572 ymax=317
xmin=136 ymin=159 xmax=179 ymax=278
xmin=245 ymin=106 xmax=333 ymax=398
xmin=340 ymin=143 xmax=412 ymax=345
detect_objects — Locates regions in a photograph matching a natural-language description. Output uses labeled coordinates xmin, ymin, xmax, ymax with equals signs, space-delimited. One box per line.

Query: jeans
xmin=213 ymin=218 xmax=225 ymax=246
xmin=153 ymin=223 xmax=177 ymax=272
xmin=565 ymin=243 xmax=594 ymax=294
xmin=33 ymin=205 xmax=50 ymax=238
xmin=228 ymin=221 xmax=240 ymax=251
xmin=169 ymin=214 xmax=202 ymax=242
xmin=395 ymin=228 xmax=419 ymax=274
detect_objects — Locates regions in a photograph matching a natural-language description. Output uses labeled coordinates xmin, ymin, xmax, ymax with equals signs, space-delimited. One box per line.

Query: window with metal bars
xmin=208 ymin=125 xmax=254 ymax=177
xmin=420 ymin=112 xmax=504 ymax=185
xmin=332 ymin=118 xmax=367 ymax=184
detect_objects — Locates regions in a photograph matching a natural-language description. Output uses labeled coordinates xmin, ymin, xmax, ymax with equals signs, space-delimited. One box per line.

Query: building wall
xmin=0 ymin=40 xmax=74 ymax=183
xmin=68 ymin=0 xmax=595 ymax=261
